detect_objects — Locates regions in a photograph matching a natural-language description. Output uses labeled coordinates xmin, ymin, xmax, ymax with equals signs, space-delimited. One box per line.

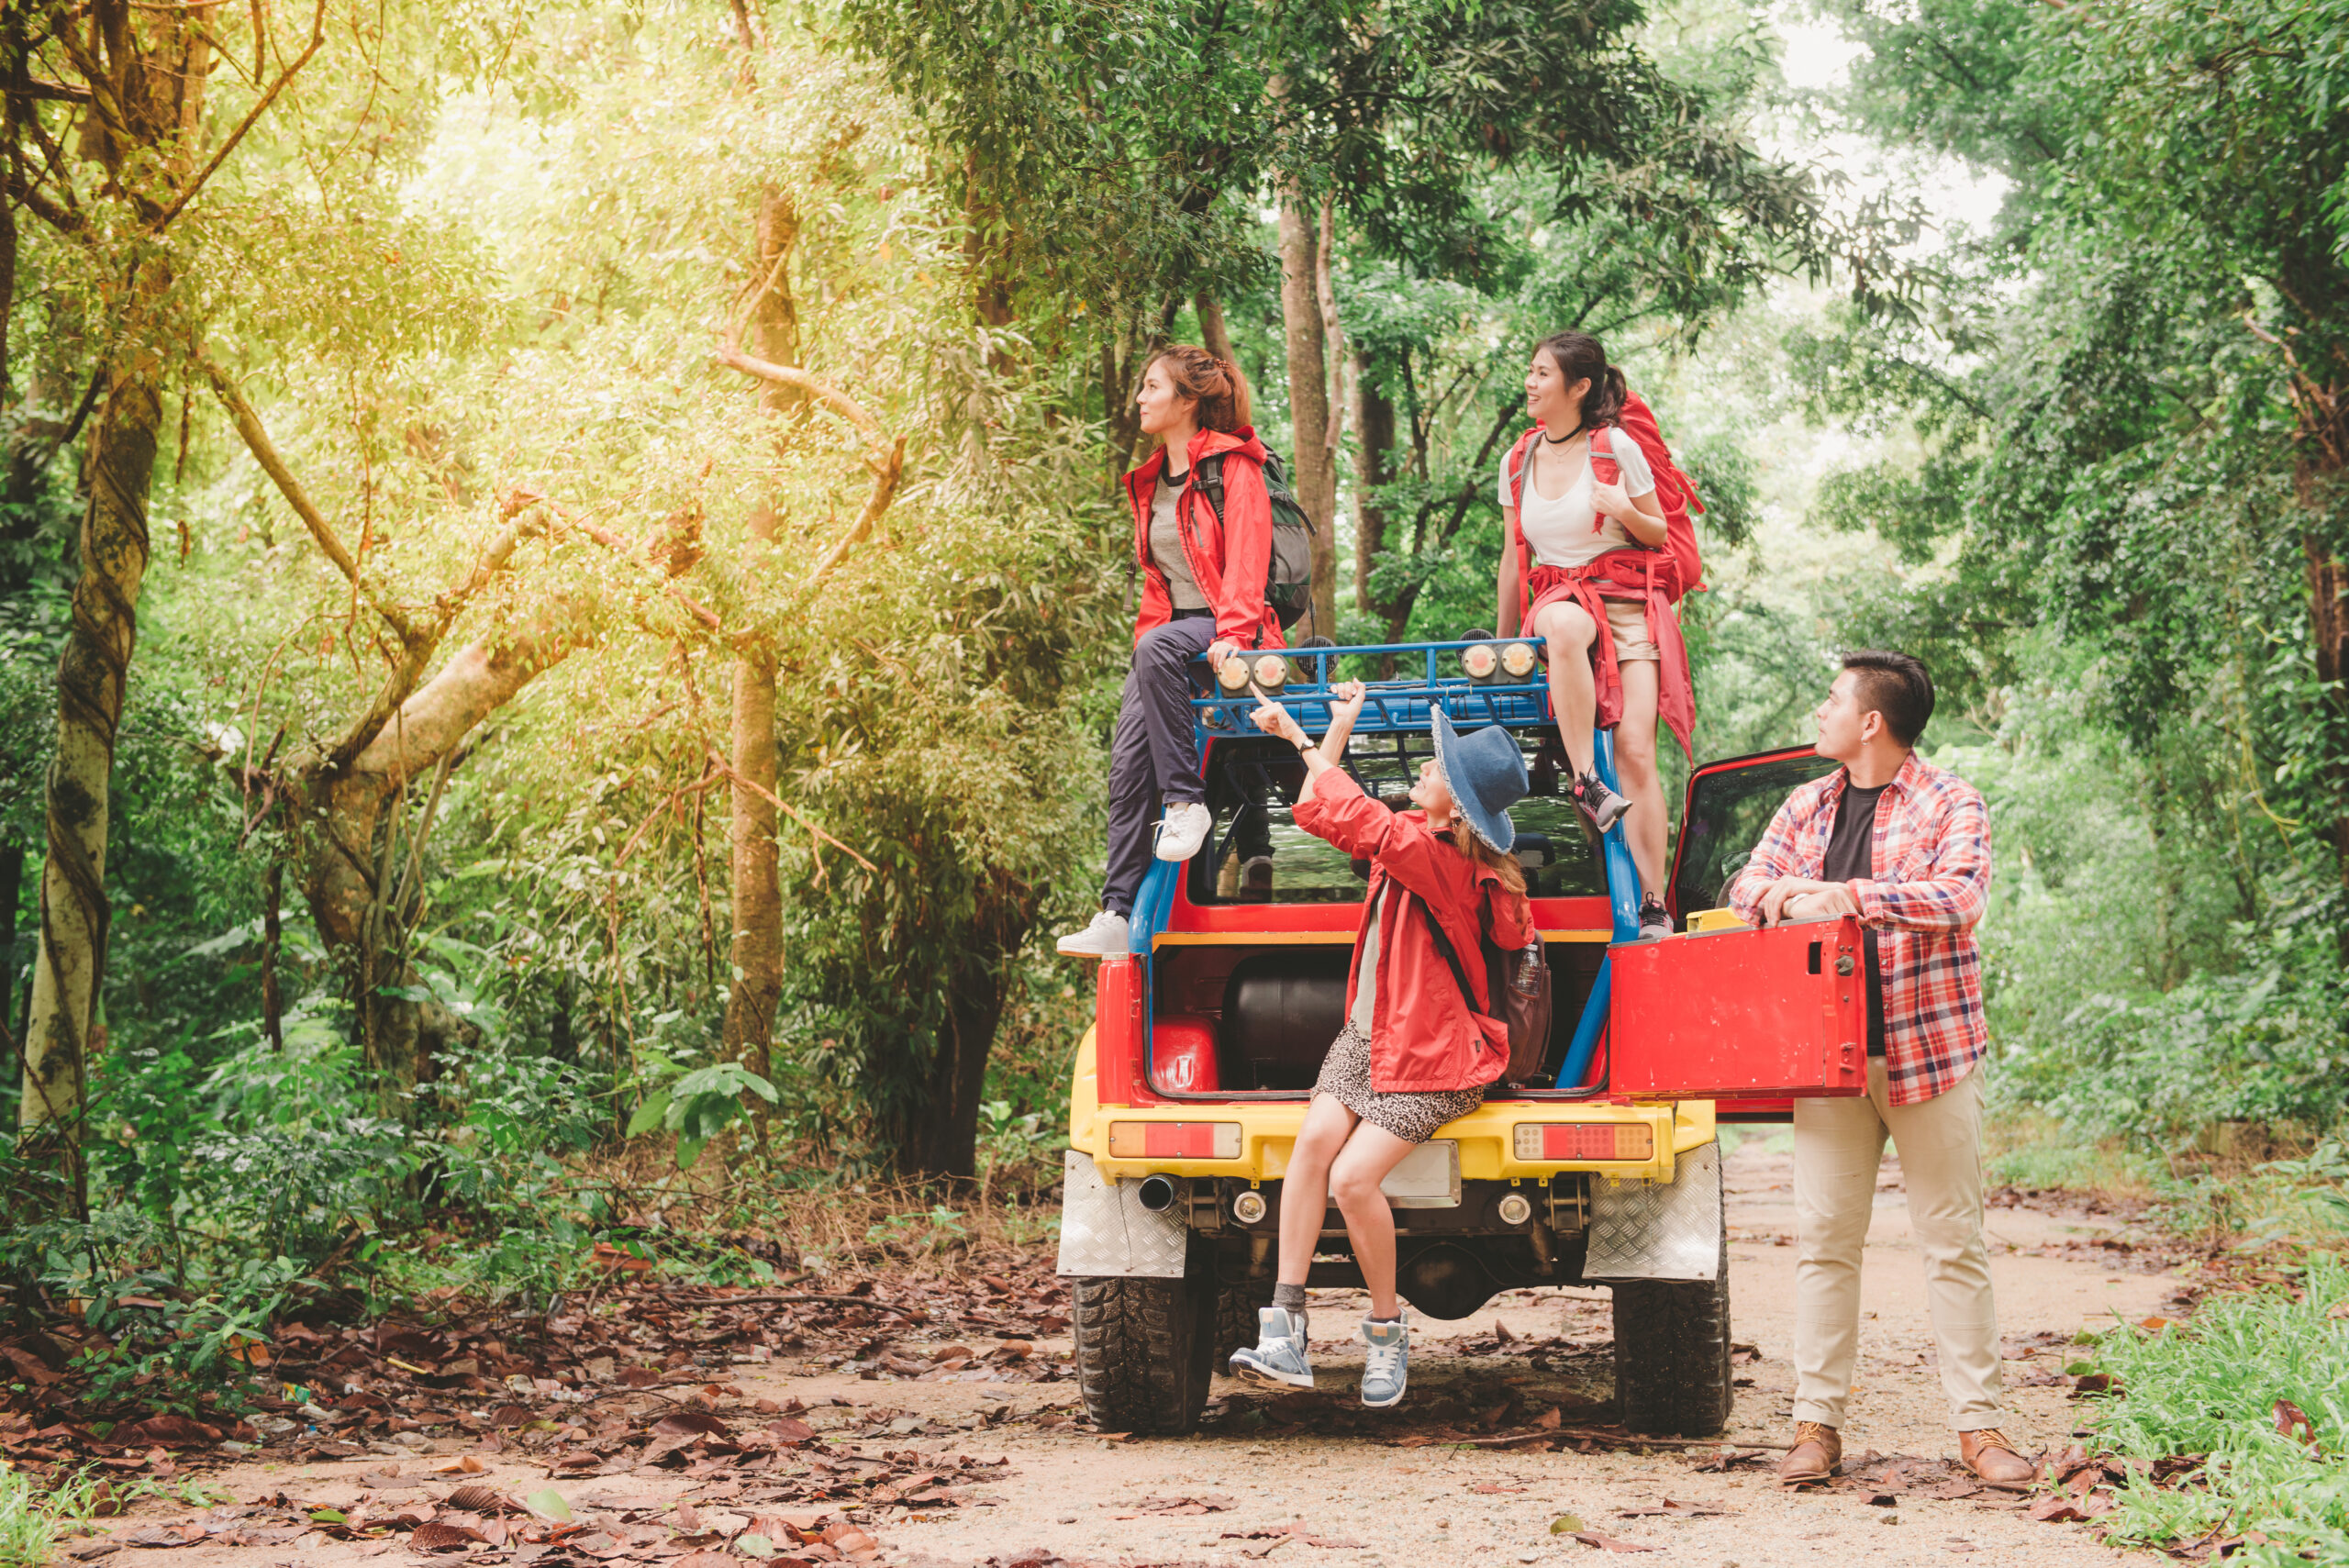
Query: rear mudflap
xmin=1055 ymin=1149 xmax=1188 ymax=1279
xmin=1582 ymin=1140 xmax=1722 ymax=1283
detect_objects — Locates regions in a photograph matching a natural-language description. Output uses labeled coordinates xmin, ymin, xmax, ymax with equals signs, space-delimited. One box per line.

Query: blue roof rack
xmin=1187 ymin=638 xmax=1549 ymax=746
xmin=1152 ymin=637 xmax=1640 ymax=1092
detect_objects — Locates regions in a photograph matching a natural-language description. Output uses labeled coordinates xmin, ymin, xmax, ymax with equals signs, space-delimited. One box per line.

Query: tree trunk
xmin=18 ymin=357 xmax=163 ymax=1197
xmin=963 ymin=150 xmax=1015 ymax=329
xmin=1316 ymin=199 xmax=1346 ymax=473
xmin=1351 ymin=353 xmax=1395 ymax=617
xmin=301 ymin=632 xmax=571 ymax=1104
xmin=895 ymin=891 xmax=1031 ymax=1181
xmin=1276 ymin=191 xmax=1338 ymax=638
xmin=720 ymin=192 xmax=802 ymax=1121
xmin=1195 ymin=294 xmax=1236 ymax=364
xmin=260 ymin=859 xmax=284 ymax=1050
xmin=0 ymin=843 xmax=21 ymax=1075
xmin=2309 ymin=530 xmax=2349 ymax=960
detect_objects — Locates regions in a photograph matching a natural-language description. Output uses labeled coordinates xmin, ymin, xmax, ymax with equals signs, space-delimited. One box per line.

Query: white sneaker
xmin=1055 ymin=910 xmax=1130 ymax=958
xmin=1154 ymin=801 xmax=1212 ymax=862
xmin=1229 ymin=1307 xmax=1315 ymax=1389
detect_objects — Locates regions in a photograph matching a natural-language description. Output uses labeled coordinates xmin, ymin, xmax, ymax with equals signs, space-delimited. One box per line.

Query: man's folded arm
xmin=1852 ymin=793 xmax=1991 ymax=932
xmin=1726 ymin=796 xmax=1810 ymax=925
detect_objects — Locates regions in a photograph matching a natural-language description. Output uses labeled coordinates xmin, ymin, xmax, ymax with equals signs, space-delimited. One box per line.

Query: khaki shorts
xmin=1528 ymin=581 xmax=1662 ymax=663
xmin=1603 ymin=597 xmax=1660 ymax=663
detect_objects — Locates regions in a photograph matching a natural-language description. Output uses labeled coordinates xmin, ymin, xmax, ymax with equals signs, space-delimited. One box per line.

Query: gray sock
xmin=1272 ymin=1283 xmax=1307 ymax=1314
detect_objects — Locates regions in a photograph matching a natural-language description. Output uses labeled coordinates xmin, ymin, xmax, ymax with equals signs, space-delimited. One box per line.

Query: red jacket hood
xmin=1128 ymin=425 xmax=1270 ymax=487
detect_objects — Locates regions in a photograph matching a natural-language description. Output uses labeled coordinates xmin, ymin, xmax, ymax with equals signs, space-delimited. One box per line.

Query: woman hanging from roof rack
xmin=1228 ymin=681 xmax=1535 ymax=1409
xmin=1057 ymin=346 xmax=1286 ymax=959
xmin=1495 ymin=330 xmax=1704 ymax=942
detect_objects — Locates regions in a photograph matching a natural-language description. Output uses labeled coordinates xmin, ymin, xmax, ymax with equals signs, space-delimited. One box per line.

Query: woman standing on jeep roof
xmin=1229 ymin=682 xmax=1534 ymax=1408
xmin=1057 ymin=346 xmax=1284 ymax=961
xmin=1495 ymin=330 xmax=1698 ymax=942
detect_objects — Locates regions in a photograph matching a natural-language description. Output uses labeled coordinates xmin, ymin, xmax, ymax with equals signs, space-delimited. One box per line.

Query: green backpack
xmin=1193 ymin=449 xmax=1319 ymax=632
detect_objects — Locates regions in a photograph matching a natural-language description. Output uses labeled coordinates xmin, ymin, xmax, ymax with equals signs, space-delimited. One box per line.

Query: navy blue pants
xmin=1102 ymin=614 xmax=1218 ymax=917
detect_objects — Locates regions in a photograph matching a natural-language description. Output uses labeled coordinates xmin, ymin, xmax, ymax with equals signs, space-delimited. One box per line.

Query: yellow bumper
xmin=1064 ymin=1028 xmax=1713 ymax=1184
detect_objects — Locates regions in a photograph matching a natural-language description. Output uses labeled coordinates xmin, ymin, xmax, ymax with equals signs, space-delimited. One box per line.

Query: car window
xmin=1669 ymin=751 xmax=1841 ymax=917
xmin=1188 ymin=733 xmax=1609 ymax=906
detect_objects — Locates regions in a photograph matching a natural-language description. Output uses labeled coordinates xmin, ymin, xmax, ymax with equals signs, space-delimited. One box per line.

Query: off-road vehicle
xmin=1056 ymin=639 xmax=1864 ymax=1436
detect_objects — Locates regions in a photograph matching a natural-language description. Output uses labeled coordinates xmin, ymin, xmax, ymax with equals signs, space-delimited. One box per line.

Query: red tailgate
xmin=1609 ymin=917 xmax=1867 ymax=1099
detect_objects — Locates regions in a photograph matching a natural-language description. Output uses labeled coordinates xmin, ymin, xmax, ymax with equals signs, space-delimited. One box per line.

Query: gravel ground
xmin=94 ymin=1136 xmax=2176 ymax=1568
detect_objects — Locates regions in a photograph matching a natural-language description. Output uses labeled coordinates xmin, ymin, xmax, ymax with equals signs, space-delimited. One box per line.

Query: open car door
xmin=1609 ymin=745 xmax=1864 ymax=1107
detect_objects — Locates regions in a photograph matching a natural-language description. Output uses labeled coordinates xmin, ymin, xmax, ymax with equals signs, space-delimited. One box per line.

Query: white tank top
xmin=1499 ymin=433 xmax=1658 ymax=571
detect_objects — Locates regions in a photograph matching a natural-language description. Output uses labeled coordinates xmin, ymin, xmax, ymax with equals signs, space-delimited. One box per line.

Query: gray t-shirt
xmin=1152 ymin=468 xmax=1208 ymax=610
xmin=1351 ymin=884 xmax=1395 ymax=1030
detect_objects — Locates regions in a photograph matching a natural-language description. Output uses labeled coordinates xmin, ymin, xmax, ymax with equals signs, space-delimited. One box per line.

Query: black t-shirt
xmin=1820 ymin=781 xmax=1888 ymax=1057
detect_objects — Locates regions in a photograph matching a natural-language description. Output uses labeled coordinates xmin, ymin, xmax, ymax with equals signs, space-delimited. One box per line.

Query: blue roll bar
xmin=1130 ymin=638 xmax=1637 ymax=1091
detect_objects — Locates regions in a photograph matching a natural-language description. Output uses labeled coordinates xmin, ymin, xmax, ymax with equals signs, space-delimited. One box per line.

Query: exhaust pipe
xmin=1137 ymin=1175 xmax=1180 ymax=1212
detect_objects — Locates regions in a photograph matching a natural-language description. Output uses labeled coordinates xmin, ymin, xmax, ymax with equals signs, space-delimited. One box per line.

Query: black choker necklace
xmin=1542 ymin=427 xmax=1581 ymax=445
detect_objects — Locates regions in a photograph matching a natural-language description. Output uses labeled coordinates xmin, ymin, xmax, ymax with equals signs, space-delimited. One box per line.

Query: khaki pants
xmin=1792 ymin=1057 xmax=2004 ymax=1431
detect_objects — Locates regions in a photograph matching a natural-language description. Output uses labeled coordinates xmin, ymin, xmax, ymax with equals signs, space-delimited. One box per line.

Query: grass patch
xmin=1981 ymin=1110 xmax=2159 ymax=1196
xmin=2082 ymin=1250 xmax=2349 ymax=1563
xmin=0 ymin=1466 xmax=106 ymax=1568
xmin=1985 ymin=1139 xmax=2158 ymax=1195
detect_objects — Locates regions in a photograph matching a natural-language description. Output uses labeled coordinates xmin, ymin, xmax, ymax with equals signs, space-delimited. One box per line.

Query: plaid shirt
xmin=1728 ymin=751 xmax=1991 ymax=1106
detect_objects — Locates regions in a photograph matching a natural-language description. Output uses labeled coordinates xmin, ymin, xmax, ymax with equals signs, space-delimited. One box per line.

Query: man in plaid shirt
xmin=1728 ymin=651 xmax=2036 ymax=1489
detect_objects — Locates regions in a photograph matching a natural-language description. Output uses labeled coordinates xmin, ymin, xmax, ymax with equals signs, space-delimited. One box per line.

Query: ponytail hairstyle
xmin=1533 ymin=330 xmax=1629 ymax=438
xmin=1449 ymin=819 xmax=1529 ymax=898
xmin=1149 ymin=344 xmax=1253 ymax=434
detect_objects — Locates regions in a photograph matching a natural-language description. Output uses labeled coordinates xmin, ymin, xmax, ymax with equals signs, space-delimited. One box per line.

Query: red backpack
xmin=1504 ymin=390 xmax=1705 ymax=601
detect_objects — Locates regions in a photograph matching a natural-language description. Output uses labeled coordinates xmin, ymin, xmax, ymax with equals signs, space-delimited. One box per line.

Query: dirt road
xmin=92 ymin=1137 xmax=2175 ymax=1567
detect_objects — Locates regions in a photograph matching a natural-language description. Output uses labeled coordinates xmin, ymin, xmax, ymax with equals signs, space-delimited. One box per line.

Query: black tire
xmin=1214 ymin=1273 xmax=1275 ymax=1363
xmin=1610 ymin=1224 xmax=1733 ymax=1436
xmin=1070 ymin=1263 xmax=1217 ymax=1436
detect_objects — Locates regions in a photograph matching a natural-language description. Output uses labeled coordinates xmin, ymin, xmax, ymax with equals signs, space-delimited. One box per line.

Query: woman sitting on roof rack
xmin=1495 ymin=330 xmax=1704 ymax=941
xmin=1228 ymin=681 xmax=1535 ymax=1409
xmin=1057 ymin=346 xmax=1286 ymax=960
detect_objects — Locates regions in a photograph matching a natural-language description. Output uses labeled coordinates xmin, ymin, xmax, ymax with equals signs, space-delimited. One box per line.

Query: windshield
xmin=1187 ymin=732 xmax=1609 ymax=906
xmin=1669 ymin=750 xmax=1842 ymax=917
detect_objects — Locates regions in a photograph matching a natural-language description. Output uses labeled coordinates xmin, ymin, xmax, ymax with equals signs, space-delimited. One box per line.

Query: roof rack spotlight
xmin=1216 ymin=656 xmax=1253 ymax=695
xmin=1464 ymin=639 xmax=1540 ymax=684
xmin=1248 ymin=653 xmax=1288 ymax=692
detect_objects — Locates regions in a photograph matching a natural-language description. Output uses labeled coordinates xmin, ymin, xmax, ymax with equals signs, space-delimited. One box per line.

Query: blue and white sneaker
xmin=1228 ymin=1307 xmax=1315 ymax=1389
xmin=1359 ymin=1315 xmax=1409 ymax=1408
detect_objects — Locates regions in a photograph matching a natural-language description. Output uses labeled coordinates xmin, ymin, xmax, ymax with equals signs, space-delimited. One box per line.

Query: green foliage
xmin=0 ymin=1464 xmax=109 ymax=1568
xmin=626 ymin=1062 xmax=778 ymax=1170
xmin=2078 ymin=1252 xmax=2349 ymax=1563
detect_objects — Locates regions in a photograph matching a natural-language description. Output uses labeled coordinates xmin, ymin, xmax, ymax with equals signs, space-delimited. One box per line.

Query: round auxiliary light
xmin=1461 ymin=643 xmax=1498 ymax=679
xmin=1497 ymin=1192 xmax=1533 ymax=1226
xmin=1232 ymin=1190 xmax=1269 ymax=1224
xmin=1218 ymin=655 xmax=1252 ymax=693
xmin=1252 ymin=654 xmax=1287 ymax=690
xmin=1500 ymin=640 xmax=1538 ymax=679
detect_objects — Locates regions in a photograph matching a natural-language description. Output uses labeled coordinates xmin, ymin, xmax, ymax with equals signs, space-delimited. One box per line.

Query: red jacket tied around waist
xmin=1124 ymin=426 xmax=1286 ymax=651
xmin=1292 ymin=769 xmax=1537 ymax=1094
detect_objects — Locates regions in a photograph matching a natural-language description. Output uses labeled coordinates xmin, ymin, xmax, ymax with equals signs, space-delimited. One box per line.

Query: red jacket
xmin=1123 ymin=427 xmax=1286 ymax=651
xmin=1293 ymin=769 xmax=1537 ymax=1094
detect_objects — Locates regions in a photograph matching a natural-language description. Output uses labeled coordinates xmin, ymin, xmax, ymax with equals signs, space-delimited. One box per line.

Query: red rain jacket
xmin=1123 ymin=426 xmax=1286 ymax=651
xmin=1293 ymin=769 xmax=1537 ymax=1095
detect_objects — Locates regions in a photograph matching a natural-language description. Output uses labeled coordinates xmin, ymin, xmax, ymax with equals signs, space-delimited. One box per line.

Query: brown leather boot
xmin=1776 ymin=1420 xmax=1841 ymax=1485
xmin=1959 ymin=1428 xmax=2039 ymax=1487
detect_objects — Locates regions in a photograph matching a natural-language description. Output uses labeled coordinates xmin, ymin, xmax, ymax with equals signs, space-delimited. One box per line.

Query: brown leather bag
xmin=1419 ymin=895 xmax=1553 ymax=1086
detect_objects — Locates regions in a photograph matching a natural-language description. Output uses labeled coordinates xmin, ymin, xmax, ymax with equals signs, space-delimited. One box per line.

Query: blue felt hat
xmin=1430 ymin=708 xmax=1529 ymax=854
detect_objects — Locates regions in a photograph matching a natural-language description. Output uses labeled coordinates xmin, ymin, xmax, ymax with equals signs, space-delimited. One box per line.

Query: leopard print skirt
xmin=1312 ymin=1020 xmax=1485 ymax=1145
